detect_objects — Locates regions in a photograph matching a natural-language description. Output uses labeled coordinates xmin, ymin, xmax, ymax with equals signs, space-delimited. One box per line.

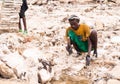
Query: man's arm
xmin=84 ymin=24 xmax=92 ymax=56
xmin=87 ymin=37 xmax=92 ymax=56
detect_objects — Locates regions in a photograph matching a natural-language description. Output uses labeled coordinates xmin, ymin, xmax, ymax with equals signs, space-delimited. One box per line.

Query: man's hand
xmin=93 ymin=51 xmax=97 ymax=58
xmin=66 ymin=44 xmax=73 ymax=55
xmin=86 ymin=55 xmax=91 ymax=66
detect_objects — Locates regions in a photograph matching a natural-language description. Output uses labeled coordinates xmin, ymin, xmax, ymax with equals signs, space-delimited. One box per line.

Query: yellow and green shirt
xmin=66 ymin=24 xmax=90 ymax=41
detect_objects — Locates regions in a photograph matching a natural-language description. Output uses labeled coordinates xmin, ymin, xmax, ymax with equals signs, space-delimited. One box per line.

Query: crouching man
xmin=65 ymin=15 xmax=98 ymax=66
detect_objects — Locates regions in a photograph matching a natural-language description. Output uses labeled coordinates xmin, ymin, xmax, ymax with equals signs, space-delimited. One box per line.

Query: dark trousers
xmin=19 ymin=0 xmax=28 ymax=18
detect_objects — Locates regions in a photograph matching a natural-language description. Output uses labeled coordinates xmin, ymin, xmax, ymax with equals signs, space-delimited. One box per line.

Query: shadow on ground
xmin=0 ymin=29 xmax=18 ymax=34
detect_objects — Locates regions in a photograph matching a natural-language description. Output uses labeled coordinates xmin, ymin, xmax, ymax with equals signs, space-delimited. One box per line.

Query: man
xmin=19 ymin=0 xmax=28 ymax=34
xmin=65 ymin=15 xmax=98 ymax=66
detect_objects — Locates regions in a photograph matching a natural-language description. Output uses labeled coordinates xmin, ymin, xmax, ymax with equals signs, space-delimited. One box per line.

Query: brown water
xmin=51 ymin=74 xmax=90 ymax=84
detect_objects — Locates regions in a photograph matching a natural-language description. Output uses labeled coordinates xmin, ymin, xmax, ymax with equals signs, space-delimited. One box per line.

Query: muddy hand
xmin=66 ymin=45 xmax=73 ymax=55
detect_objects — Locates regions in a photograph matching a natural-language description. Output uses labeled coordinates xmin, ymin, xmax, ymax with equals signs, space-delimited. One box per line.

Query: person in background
xmin=19 ymin=0 xmax=28 ymax=34
xmin=65 ymin=15 xmax=98 ymax=66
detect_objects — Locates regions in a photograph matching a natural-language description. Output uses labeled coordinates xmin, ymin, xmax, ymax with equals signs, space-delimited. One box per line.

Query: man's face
xmin=69 ymin=19 xmax=79 ymax=30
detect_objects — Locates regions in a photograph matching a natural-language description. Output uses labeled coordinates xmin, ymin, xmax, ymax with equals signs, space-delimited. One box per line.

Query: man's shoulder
xmin=80 ymin=23 xmax=88 ymax=26
xmin=66 ymin=27 xmax=72 ymax=30
xmin=80 ymin=23 xmax=90 ymax=29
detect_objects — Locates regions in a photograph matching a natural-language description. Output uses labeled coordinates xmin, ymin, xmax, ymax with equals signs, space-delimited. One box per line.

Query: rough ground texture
xmin=0 ymin=0 xmax=120 ymax=84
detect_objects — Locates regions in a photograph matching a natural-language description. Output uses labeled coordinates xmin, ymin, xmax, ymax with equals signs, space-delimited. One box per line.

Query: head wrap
xmin=68 ymin=15 xmax=80 ymax=21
